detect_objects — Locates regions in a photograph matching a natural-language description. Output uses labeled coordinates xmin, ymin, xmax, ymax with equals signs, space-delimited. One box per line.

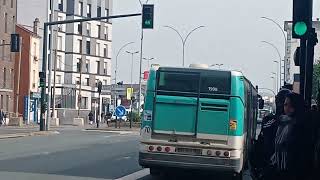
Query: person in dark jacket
xmin=88 ymin=111 xmax=94 ymax=125
xmin=269 ymin=93 xmax=305 ymax=180
xmin=259 ymin=89 xmax=291 ymax=167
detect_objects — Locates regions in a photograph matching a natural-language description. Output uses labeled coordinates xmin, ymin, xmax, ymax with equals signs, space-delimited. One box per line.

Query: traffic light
xmin=10 ymin=34 xmax=20 ymax=52
xmin=292 ymin=0 xmax=312 ymax=39
xmin=142 ymin=4 xmax=154 ymax=29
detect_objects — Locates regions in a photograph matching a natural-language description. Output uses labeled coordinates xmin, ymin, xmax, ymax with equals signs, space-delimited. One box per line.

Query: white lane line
xmin=115 ymin=168 xmax=150 ymax=180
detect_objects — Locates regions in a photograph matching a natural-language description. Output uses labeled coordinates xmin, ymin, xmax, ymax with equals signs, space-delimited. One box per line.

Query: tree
xmin=312 ymin=60 xmax=320 ymax=101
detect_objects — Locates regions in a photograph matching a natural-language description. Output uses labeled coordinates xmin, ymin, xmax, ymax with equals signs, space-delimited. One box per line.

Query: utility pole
xmin=15 ymin=36 xmax=22 ymax=117
xmin=52 ymin=49 xmax=57 ymax=119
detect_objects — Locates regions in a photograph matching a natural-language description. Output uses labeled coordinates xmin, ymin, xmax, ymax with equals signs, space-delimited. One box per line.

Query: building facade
xmin=0 ymin=0 xmax=17 ymax=115
xmin=14 ymin=22 xmax=41 ymax=123
xmin=284 ymin=20 xmax=320 ymax=85
xmin=17 ymin=0 xmax=113 ymax=124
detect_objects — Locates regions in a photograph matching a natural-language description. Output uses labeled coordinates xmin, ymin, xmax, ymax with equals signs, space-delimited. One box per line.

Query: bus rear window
xmin=157 ymin=71 xmax=199 ymax=93
xmin=200 ymin=71 xmax=231 ymax=95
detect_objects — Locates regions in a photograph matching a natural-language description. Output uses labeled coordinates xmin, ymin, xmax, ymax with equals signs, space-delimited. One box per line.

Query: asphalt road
xmin=0 ymin=128 xmax=256 ymax=180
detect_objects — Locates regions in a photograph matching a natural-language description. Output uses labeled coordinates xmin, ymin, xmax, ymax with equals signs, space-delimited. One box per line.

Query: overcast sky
xmin=112 ymin=0 xmax=320 ymax=91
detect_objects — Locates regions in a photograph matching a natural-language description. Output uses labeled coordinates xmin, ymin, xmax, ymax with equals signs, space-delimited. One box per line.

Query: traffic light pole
xmin=39 ymin=13 xmax=141 ymax=131
xmin=299 ymin=39 xmax=307 ymax=97
xmin=304 ymin=28 xmax=318 ymax=108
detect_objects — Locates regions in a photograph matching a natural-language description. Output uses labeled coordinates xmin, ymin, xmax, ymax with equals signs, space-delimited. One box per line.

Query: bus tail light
xmin=224 ymin=151 xmax=230 ymax=157
xmin=148 ymin=146 xmax=154 ymax=151
xmin=215 ymin=151 xmax=221 ymax=156
xmin=165 ymin=147 xmax=171 ymax=153
xmin=157 ymin=146 xmax=162 ymax=152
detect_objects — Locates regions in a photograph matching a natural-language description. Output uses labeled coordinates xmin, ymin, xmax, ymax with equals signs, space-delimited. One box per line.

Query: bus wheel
xmin=150 ymin=168 xmax=161 ymax=177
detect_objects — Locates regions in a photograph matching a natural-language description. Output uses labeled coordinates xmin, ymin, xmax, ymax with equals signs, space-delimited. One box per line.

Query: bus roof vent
xmin=189 ymin=64 xmax=209 ymax=69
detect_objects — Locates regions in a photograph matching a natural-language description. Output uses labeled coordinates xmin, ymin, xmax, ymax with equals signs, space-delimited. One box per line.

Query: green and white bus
xmin=139 ymin=64 xmax=260 ymax=178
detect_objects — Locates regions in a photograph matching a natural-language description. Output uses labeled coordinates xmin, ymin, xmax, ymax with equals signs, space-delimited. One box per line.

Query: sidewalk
xmin=84 ymin=122 xmax=140 ymax=132
xmin=0 ymin=125 xmax=60 ymax=139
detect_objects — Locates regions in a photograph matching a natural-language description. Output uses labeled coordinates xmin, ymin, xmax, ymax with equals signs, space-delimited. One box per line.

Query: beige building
xmin=0 ymin=0 xmax=17 ymax=115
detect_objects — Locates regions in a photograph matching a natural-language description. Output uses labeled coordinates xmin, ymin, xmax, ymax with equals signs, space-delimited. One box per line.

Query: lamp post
xmin=126 ymin=50 xmax=139 ymax=128
xmin=142 ymin=57 xmax=154 ymax=69
xmin=261 ymin=16 xmax=287 ymax=85
xmin=261 ymin=40 xmax=282 ymax=89
xmin=163 ymin=25 xmax=205 ymax=67
xmin=210 ymin=64 xmax=224 ymax=69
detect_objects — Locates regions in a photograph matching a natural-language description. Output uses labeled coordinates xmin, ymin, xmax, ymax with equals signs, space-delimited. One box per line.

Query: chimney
xmin=33 ymin=18 xmax=40 ymax=35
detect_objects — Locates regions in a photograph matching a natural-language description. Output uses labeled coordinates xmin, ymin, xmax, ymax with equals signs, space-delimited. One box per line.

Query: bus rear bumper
xmin=139 ymin=152 xmax=243 ymax=173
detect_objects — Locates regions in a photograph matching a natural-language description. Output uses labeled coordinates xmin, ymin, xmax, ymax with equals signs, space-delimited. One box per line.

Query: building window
xmin=103 ymin=44 xmax=108 ymax=58
xmin=57 ymin=55 xmax=62 ymax=70
xmin=3 ymin=0 xmax=6 ymax=5
xmin=76 ymin=58 xmax=81 ymax=72
xmin=2 ymin=40 xmax=5 ymax=59
xmin=104 ymin=62 xmax=107 ymax=75
xmin=78 ymin=1 xmax=83 ymax=16
xmin=57 ymin=16 xmax=63 ymax=31
xmin=32 ymin=70 xmax=36 ymax=87
xmin=97 ymin=6 xmax=101 ymax=17
xmin=86 ymin=41 xmax=91 ymax=55
xmin=77 ymin=23 xmax=82 ymax=34
xmin=76 ymin=77 xmax=80 ymax=84
xmin=97 ymin=25 xmax=101 ymax=38
xmin=96 ymin=43 xmax=100 ymax=56
xmin=95 ymin=79 xmax=99 ymax=87
xmin=81 ymin=97 xmax=88 ymax=109
xmin=56 ymin=75 xmax=62 ymax=84
xmin=6 ymin=95 xmax=9 ymax=111
xmin=33 ymin=42 xmax=37 ymax=59
xmin=85 ymin=78 xmax=90 ymax=86
xmin=104 ymin=26 xmax=108 ymax=40
xmin=86 ymin=23 xmax=91 ymax=36
xmin=85 ymin=60 xmax=89 ymax=73
xmin=87 ymin=4 xmax=92 ymax=18
xmin=96 ymin=61 xmax=100 ymax=74
xmin=0 ymin=95 xmax=3 ymax=109
xmin=78 ymin=39 xmax=82 ymax=53
xmin=103 ymin=79 xmax=107 ymax=85
xmin=57 ymin=36 xmax=62 ymax=50
xmin=5 ymin=13 xmax=8 ymax=33
xmin=3 ymin=68 xmax=6 ymax=88
xmin=58 ymin=0 xmax=63 ymax=11
xmin=11 ymin=0 xmax=13 ymax=8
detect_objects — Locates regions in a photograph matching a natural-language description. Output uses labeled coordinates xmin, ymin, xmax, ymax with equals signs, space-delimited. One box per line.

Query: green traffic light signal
xmin=142 ymin=4 xmax=154 ymax=29
xmin=294 ymin=21 xmax=308 ymax=36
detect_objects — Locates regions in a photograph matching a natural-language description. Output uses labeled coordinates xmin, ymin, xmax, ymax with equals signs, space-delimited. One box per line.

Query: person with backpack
xmin=88 ymin=111 xmax=94 ymax=125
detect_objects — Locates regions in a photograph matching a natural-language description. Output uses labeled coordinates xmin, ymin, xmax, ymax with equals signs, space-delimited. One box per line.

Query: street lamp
xmin=210 ymin=64 xmax=224 ymax=69
xmin=271 ymin=76 xmax=277 ymax=93
xmin=114 ymin=42 xmax=134 ymax=111
xmin=163 ymin=25 xmax=205 ymax=67
xmin=261 ymin=40 xmax=282 ymax=89
xmin=261 ymin=16 xmax=287 ymax=85
xmin=273 ymin=60 xmax=280 ymax=93
xmin=143 ymin=57 xmax=154 ymax=69
xmin=259 ymin=88 xmax=276 ymax=96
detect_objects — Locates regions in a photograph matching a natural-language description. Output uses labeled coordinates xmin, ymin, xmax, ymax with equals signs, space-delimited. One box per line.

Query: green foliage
xmin=128 ymin=111 xmax=141 ymax=122
xmin=313 ymin=60 xmax=320 ymax=100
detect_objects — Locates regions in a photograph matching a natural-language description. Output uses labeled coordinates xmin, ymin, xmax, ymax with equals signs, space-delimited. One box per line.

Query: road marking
xmin=115 ymin=168 xmax=149 ymax=180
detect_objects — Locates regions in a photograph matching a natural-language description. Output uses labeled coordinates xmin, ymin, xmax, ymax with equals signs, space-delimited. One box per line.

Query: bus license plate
xmin=175 ymin=147 xmax=202 ymax=155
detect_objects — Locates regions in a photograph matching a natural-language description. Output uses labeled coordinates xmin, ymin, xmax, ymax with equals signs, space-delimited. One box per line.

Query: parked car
xmin=110 ymin=114 xmax=128 ymax=121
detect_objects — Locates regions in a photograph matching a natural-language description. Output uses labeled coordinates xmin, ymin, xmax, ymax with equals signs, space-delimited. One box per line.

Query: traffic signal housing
xmin=142 ymin=4 xmax=154 ymax=29
xmin=292 ymin=0 xmax=312 ymax=39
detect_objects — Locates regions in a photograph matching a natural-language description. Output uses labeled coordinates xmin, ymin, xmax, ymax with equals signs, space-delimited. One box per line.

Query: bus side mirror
xmin=259 ymin=99 xmax=264 ymax=109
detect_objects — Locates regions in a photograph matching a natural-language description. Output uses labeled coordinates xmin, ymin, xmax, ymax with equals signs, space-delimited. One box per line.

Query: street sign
xmin=115 ymin=105 xmax=126 ymax=118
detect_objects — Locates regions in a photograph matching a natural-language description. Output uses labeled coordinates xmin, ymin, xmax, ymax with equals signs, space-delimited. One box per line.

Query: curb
xmin=84 ymin=128 xmax=139 ymax=132
xmin=0 ymin=131 xmax=60 ymax=139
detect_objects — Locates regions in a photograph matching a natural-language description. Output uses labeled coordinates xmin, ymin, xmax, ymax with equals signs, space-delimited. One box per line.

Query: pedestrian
xmin=269 ymin=93 xmax=305 ymax=180
xmin=259 ymin=89 xmax=291 ymax=167
xmin=0 ymin=109 xmax=3 ymax=127
xmin=88 ymin=111 xmax=94 ymax=125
